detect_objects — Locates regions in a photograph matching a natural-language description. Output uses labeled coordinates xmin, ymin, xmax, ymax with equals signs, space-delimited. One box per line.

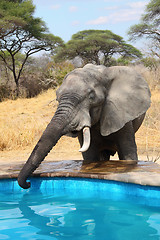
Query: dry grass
xmin=136 ymin=90 xmax=160 ymax=161
xmin=0 ymin=89 xmax=57 ymax=150
xmin=0 ymin=89 xmax=81 ymax=161
xmin=0 ymin=66 xmax=159 ymax=162
xmin=134 ymin=65 xmax=160 ymax=161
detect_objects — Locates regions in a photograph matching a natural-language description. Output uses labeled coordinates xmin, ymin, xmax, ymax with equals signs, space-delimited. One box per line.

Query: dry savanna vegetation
xmin=0 ymin=88 xmax=82 ymax=162
xmin=0 ymin=66 xmax=160 ymax=163
xmin=134 ymin=66 xmax=160 ymax=161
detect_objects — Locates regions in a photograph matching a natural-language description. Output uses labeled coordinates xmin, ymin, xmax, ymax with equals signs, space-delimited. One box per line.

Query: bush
xmin=142 ymin=57 xmax=159 ymax=71
xmin=0 ymin=84 xmax=12 ymax=101
xmin=117 ymin=57 xmax=131 ymax=66
xmin=0 ymin=56 xmax=75 ymax=100
xmin=20 ymin=70 xmax=57 ymax=98
xmin=48 ymin=61 xmax=75 ymax=85
xmin=19 ymin=61 xmax=74 ymax=98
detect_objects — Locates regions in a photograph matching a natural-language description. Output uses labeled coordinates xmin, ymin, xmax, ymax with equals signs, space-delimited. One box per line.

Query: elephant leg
xmin=116 ymin=121 xmax=138 ymax=161
xmin=82 ymin=147 xmax=100 ymax=163
xmin=100 ymin=150 xmax=110 ymax=161
xmin=78 ymin=132 xmax=100 ymax=163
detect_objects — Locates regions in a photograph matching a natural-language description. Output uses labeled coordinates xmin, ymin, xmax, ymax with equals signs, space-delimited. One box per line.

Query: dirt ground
xmin=0 ymin=136 xmax=158 ymax=165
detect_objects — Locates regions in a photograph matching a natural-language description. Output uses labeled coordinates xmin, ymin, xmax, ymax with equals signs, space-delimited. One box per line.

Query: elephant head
xmin=18 ymin=64 xmax=151 ymax=189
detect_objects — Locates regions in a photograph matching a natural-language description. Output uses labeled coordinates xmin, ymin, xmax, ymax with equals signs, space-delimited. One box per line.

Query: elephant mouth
xmin=71 ymin=130 xmax=79 ymax=136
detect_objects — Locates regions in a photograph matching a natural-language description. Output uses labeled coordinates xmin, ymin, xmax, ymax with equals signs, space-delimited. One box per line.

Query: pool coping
xmin=1 ymin=160 xmax=160 ymax=187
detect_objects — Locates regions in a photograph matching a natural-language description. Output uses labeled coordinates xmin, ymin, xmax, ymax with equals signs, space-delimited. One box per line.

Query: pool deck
xmin=1 ymin=160 xmax=160 ymax=187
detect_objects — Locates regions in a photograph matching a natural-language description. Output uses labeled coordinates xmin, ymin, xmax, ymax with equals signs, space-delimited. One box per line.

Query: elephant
xmin=18 ymin=64 xmax=151 ymax=189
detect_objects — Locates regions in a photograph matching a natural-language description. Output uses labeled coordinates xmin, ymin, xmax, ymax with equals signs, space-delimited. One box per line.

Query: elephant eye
xmin=89 ymin=91 xmax=95 ymax=101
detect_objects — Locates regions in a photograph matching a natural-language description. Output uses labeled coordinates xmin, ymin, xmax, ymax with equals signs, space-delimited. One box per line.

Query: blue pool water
xmin=0 ymin=177 xmax=160 ymax=240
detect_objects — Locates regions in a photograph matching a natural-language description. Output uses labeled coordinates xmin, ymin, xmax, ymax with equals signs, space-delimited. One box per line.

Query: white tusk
xmin=79 ymin=127 xmax=91 ymax=152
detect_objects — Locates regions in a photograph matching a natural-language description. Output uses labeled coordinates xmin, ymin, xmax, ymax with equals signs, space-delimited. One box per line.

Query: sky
xmin=32 ymin=0 xmax=149 ymax=48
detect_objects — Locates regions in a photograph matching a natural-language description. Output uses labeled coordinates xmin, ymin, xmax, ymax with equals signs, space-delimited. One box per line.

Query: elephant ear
xmin=100 ymin=67 xmax=151 ymax=136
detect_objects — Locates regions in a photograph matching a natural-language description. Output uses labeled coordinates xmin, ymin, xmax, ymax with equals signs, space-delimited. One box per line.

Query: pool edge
xmin=1 ymin=160 xmax=160 ymax=187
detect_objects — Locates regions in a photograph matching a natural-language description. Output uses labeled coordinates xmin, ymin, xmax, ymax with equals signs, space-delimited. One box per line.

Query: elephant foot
xmin=100 ymin=150 xmax=116 ymax=161
xmin=118 ymin=152 xmax=138 ymax=161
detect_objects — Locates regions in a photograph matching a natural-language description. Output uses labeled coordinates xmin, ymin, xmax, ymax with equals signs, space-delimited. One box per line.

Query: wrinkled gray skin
xmin=18 ymin=64 xmax=151 ymax=189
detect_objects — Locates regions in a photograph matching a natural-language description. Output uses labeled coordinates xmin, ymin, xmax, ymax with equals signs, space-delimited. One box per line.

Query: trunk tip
xmin=18 ymin=177 xmax=31 ymax=189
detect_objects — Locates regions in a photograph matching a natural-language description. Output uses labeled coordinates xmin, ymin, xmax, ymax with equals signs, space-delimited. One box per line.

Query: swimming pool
xmin=0 ymin=177 xmax=160 ymax=240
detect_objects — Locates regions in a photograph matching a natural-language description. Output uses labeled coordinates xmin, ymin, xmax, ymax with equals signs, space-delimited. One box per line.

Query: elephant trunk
xmin=18 ymin=97 xmax=75 ymax=189
xmin=18 ymin=120 xmax=63 ymax=189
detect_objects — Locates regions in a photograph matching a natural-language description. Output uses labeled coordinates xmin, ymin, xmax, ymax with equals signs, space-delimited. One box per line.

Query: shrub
xmin=48 ymin=61 xmax=75 ymax=85
xmin=19 ymin=61 xmax=74 ymax=98
xmin=142 ymin=57 xmax=159 ymax=71
xmin=0 ymin=84 xmax=12 ymax=101
xmin=20 ymin=70 xmax=57 ymax=98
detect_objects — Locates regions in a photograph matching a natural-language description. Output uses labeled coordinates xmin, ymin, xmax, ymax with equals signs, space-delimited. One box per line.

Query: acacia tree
xmin=0 ymin=0 xmax=64 ymax=95
xmin=128 ymin=0 xmax=160 ymax=57
xmin=55 ymin=30 xmax=142 ymax=66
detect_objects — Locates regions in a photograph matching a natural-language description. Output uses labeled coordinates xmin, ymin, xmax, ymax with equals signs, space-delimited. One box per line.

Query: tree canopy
xmin=128 ymin=0 xmax=160 ymax=47
xmin=55 ymin=30 xmax=142 ymax=66
xmin=0 ymin=0 xmax=64 ymax=95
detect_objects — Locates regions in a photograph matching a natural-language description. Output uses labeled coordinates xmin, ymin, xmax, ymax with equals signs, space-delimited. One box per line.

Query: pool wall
xmin=1 ymin=177 xmax=160 ymax=206
xmin=1 ymin=159 xmax=160 ymax=207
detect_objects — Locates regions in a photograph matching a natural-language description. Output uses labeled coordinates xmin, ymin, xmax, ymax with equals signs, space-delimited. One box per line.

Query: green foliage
xmin=117 ymin=57 xmax=131 ymax=66
xmin=48 ymin=61 xmax=75 ymax=85
xmin=142 ymin=57 xmax=159 ymax=70
xmin=55 ymin=30 xmax=142 ymax=66
xmin=128 ymin=0 xmax=160 ymax=42
xmin=0 ymin=0 xmax=36 ymax=38
xmin=0 ymin=0 xmax=64 ymax=96
xmin=143 ymin=0 xmax=160 ymax=22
